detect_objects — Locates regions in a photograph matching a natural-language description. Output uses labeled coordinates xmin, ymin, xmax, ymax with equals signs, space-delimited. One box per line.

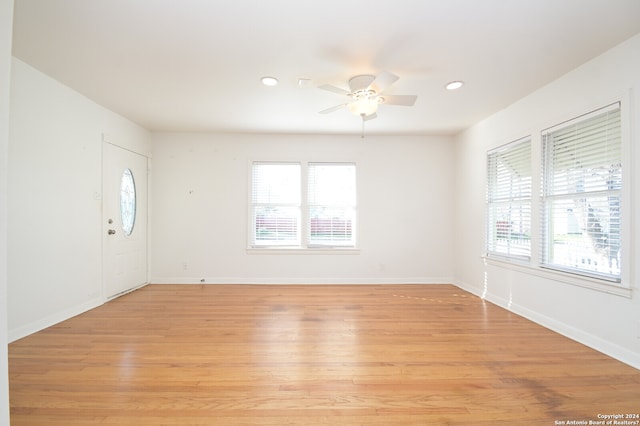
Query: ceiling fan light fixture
xmin=445 ymin=80 xmax=464 ymax=90
xmin=348 ymin=97 xmax=379 ymax=117
xmin=260 ymin=76 xmax=279 ymax=86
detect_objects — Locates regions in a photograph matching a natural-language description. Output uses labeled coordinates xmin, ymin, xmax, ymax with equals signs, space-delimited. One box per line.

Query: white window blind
xmin=307 ymin=163 xmax=356 ymax=247
xmin=541 ymin=102 xmax=621 ymax=281
xmin=486 ymin=137 xmax=532 ymax=259
xmin=251 ymin=163 xmax=301 ymax=247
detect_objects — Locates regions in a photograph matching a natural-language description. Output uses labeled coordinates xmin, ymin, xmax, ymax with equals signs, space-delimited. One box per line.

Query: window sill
xmin=482 ymin=255 xmax=632 ymax=298
xmin=248 ymin=247 xmax=360 ymax=255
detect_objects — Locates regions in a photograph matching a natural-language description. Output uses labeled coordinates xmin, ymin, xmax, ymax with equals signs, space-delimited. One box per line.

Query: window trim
xmin=247 ymin=247 xmax=361 ymax=255
xmin=248 ymin=160 xmax=358 ymax=252
xmin=483 ymin=255 xmax=632 ymax=298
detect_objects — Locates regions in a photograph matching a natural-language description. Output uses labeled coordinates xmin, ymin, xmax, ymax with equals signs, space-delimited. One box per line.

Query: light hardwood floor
xmin=9 ymin=284 xmax=640 ymax=425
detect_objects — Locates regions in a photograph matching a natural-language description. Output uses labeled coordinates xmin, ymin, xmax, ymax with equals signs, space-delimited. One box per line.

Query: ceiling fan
xmin=318 ymin=71 xmax=418 ymax=123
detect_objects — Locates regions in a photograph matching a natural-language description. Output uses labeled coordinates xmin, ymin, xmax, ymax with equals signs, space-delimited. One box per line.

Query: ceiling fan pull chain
xmin=361 ymin=114 xmax=365 ymax=138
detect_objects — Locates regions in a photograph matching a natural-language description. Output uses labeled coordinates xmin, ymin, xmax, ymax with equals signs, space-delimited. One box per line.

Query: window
xmin=120 ymin=168 xmax=136 ymax=236
xmin=486 ymin=137 xmax=532 ymax=259
xmin=251 ymin=163 xmax=301 ymax=247
xmin=308 ymin=163 xmax=356 ymax=247
xmin=250 ymin=162 xmax=356 ymax=248
xmin=541 ymin=102 xmax=621 ymax=281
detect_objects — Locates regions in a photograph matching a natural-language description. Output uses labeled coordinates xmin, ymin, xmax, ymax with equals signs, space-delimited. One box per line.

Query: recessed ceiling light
xmin=445 ymin=81 xmax=464 ymax=90
xmin=261 ymin=76 xmax=279 ymax=86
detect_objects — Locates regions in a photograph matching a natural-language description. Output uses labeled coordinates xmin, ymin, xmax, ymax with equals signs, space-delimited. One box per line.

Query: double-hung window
xmin=250 ymin=162 xmax=356 ymax=249
xmin=541 ymin=103 xmax=622 ymax=281
xmin=486 ymin=137 xmax=532 ymax=260
xmin=307 ymin=163 xmax=357 ymax=247
xmin=251 ymin=162 xmax=301 ymax=247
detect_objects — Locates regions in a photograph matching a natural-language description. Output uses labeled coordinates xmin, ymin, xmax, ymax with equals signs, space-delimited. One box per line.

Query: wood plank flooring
xmin=9 ymin=284 xmax=640 ymax=425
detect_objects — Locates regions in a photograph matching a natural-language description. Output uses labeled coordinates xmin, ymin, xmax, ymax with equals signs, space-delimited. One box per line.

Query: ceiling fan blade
xmin=369 ymin=71 xmax=399 ymax=94
xmin=348 ymin=75 xmax=375 ymax=92
xmin=319 ymin=103 xmax=348 ymax=114
xmin=319 ymin=84 xmax=350 ymax=96
xmin=379 ymin=94 xmax=417 ymax=106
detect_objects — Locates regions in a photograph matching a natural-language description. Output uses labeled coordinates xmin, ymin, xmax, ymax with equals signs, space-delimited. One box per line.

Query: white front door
xmin=103 ymin=142 xmax=148 ymax=299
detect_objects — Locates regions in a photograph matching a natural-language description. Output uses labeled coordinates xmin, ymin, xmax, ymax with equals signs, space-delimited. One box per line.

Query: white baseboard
xmin=149 ymin=276 xmax=456 ymax=285
xmin=453 ymin=279 xmax=640 ymax=370
xmin=8 ymin=297 xmax=103 ymax=343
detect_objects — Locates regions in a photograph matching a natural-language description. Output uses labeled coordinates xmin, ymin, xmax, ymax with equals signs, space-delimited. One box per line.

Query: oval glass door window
xmin=120 ymin=168 xmax=136 ymax=236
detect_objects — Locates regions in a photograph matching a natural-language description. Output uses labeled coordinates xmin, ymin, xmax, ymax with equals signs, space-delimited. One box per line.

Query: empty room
xmin=1 ymin=0 xmax=640 ymax=424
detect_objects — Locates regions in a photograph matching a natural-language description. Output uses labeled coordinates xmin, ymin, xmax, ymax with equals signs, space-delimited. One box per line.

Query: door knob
xmin=108 ymin=229 xmax=116 ymax=235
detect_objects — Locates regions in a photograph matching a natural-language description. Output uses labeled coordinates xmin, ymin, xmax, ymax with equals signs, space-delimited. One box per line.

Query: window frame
xmin=486 ymin=136 xmax=532 ymax=261
xmin=307 ymin=162 xmax=357 ymax=248
xmin=250 ymin=162 xmax=302 ymax=248
xmin=248 ymin=160 xmax=358 ymax=252
xmin=540 ymin=102 xmax=623 ymax=283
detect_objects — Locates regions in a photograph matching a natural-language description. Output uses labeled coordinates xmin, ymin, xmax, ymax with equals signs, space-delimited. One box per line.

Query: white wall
xmin=1 ymin=0 xmax=13 ymax=423
xmin=150 ymin=133 xmax=455 ymax=284
xmin=8 ymin=58 xmax=151 ymax=341
xmin=454 ymin=33 xmax=640 ymax=368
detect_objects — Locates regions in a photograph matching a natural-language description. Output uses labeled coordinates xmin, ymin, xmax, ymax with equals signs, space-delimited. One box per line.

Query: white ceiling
xmin=11 ymin=0 xmax=640 ymax=136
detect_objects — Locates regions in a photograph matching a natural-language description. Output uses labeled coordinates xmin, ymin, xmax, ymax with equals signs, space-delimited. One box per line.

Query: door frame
xmin=101 ymin=134 xmax=150 ymax=301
